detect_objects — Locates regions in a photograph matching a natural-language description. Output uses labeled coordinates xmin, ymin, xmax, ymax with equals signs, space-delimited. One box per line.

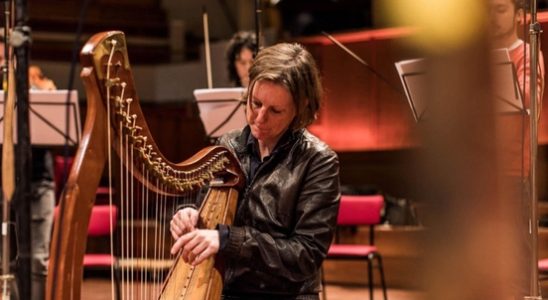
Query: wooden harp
xmin=46 ymin=31 xmax=244 ymax=300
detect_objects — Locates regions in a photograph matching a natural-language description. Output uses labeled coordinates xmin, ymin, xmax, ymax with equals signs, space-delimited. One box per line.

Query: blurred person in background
xmin=226 ymin=31 xmax=257 ymax=88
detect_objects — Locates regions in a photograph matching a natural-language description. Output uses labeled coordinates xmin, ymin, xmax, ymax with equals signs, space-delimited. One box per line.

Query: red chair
xmin=54 ymin=155 xmax=114 ymax=202
xmin=53 ymin=155 xmax=73 ymax=198
xmin=539 ymin=258 xmax=548 ymax=279
xmin=322 ymin=195 xmax=388 ymax=300
xmin=54 ymin=205 xmax=121 ymax=300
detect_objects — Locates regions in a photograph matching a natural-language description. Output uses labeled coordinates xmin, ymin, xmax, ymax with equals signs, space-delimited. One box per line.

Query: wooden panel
xmin=98 ymin=0 xmax=160 ymax=6
xmin=338 ymin=149 xmax=420 ymax=199
xmin=28 ymin=0 xmax=169 ymax=63
xmin=301 ymin=13 xmax=548 ymax=151
xmin=141 ymin=101 xmax=209 ymax=163
xmin=305 ymin=32 xmax=419 ymax=151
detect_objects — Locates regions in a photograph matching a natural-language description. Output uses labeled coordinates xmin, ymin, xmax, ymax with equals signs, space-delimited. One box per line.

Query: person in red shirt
xmin=491 ymin=0 xmax=545 ymax=106
xmin=490 ymin=0 xmax=545 ymax=297
xmin=491 ymin=0 xmax=545 ymax=176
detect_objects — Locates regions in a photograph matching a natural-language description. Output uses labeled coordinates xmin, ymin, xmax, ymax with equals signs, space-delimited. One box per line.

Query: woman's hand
xmin=170 ymin=208 xmax=199 ymax=240
xmin=170 ymin=229 xmax=220 ymax=266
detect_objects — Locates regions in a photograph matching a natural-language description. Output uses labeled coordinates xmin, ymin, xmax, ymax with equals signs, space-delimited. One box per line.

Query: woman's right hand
xmin=170 ymin=207 xmax=199 ymax=240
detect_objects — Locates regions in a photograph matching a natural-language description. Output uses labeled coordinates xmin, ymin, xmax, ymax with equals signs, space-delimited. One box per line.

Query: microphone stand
xmin=202 ymin=6 xmax=212 ymax=89
xmin=0 ymin=0 xmax=15 ymax=299
xmin=0 ymin=0 xmax=30 ymax=298
xmin=254 ymin=0 xmax=261 ymax=54
xmin=6 ymin=0 xmax=32 ymax=298
xmin=527 ymin=0 xmax=541 ymax=298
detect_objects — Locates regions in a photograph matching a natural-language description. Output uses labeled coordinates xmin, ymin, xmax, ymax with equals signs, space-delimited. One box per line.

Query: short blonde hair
xmin=246 ymin=43 xmax=322 ymax=130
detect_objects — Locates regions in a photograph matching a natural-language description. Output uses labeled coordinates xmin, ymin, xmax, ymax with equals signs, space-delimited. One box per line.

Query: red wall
xmin=300 ymin=17 xmax=548 ymax=151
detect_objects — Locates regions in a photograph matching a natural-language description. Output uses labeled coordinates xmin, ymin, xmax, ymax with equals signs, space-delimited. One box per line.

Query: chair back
xmin=53 ymin=155 xmax=74 ymax=198
xmin=87 ymin=205 xmax=118 ymax=236
xmin=54 ymin=204 xmax=118 ymax=237
xmin=337 ymin=195 xmax=384 ymax=226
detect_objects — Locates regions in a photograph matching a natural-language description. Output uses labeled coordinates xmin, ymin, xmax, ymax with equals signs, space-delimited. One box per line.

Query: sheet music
xmin=0 ymin=90 xmax=81 ymax=146
xmin=395 ymin=51 xmax=524 ymax=122
xmin=395 ymin=58 xmax=427 ymax=122
xmin=194 ymin=87 xmax=247 ymax=138
xmin=491 ymin=48 xmax=525 ymax=114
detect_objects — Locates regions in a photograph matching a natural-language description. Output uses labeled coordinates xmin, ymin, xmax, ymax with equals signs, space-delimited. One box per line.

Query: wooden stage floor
xmin=81 ymin=277 xmax=425 ymax=300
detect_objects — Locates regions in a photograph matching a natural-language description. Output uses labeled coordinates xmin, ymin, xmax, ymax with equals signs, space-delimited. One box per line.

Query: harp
xmin=46 ymin=31 xmax=244 ymax=300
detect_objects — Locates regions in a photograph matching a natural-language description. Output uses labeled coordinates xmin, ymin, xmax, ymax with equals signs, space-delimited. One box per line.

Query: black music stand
xmin=395 ymin=49 xmax=525 ymax=122
xmin=0 ymin=90 xmax=82 ymax=146
xmin=194 ymin=87 xmax=247 ymax=142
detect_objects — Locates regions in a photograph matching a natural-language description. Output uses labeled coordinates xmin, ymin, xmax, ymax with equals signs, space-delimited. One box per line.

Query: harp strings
xmin=102 ymin=37 xmax=231 ymax=299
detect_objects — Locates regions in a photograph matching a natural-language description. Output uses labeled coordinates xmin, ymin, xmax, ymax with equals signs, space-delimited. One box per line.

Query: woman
xmin=226 ymin=31 xmax=257 ymax=87
xmin=171 ymin=42 xmax=340 ymax=299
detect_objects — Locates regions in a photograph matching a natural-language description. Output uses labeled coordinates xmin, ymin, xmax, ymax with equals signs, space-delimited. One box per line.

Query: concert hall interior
xmin=5 ymin=0 xmax=548 ymax=299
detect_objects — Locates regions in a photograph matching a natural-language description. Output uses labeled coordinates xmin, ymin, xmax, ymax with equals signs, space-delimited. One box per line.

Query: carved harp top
xmin=46 ymin=31 xmax=244 ymax=300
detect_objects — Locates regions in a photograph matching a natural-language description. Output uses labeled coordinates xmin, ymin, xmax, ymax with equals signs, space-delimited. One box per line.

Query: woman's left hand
xmin=170 ymin=229 xmax=220 ymax=266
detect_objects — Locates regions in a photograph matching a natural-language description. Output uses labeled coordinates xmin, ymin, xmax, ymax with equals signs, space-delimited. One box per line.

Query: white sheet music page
xmin=0 ymin=90 xmax=81 ymax=146
xmin=194 ymin=87 xmax=247 ymax=138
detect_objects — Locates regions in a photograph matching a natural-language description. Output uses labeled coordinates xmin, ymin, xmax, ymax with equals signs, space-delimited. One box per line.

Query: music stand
xmin=395 ymin=49 xmax=525 ymax=122
xmin=0 ymin=90 xmax=81 ymax=146
xmin=194 ymin=87 xmax=247 ymax=141
xmin=491 ymin=48 xmax=526 ymax=114
xmin=395 ymin=58 xmax=427 ymax=122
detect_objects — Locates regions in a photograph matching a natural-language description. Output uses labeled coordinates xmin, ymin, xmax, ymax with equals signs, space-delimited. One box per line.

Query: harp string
xmin=143 ymin=166 xmax=150 ymax=299
xmin=140 ymin=163 xmax=146 ymax=299
xmin=154 ymin=178 xmax=161 ymax=295
xmin=119 ymin=114 xmax=126 ymax=300
xmin=99 ymin=34 xmax=238 ymax=299
xmin=105 ymin=38 xmax=117 ymax=300
xmin=159 ymin=185 xmax=167 ymax=296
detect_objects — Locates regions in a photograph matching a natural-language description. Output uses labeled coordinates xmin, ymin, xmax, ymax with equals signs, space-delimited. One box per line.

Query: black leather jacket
xmin=217 ymin=126 xmax=340 ymax=299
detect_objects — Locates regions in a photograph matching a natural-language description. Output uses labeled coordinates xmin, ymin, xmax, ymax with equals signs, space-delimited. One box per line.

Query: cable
xmin=62 ymin=0 xmax=92 ymax=184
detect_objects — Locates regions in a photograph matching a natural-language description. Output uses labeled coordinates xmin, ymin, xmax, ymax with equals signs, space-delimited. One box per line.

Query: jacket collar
xmin=233 ymin=125 xmax=303 ymax=156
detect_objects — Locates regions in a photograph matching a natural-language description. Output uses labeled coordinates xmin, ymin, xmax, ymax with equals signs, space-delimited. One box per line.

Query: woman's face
xmin=235 ymin=47 xmax=254 ymax=87
xmin=247 ymin=80 xmax=296 ymax=147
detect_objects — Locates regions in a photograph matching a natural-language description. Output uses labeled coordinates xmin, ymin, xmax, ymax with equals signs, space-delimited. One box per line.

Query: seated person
xmin=171 ymin=42 xmax=341 ymax=299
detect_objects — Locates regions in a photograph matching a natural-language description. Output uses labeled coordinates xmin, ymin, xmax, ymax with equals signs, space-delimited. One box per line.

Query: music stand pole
xmin=0 ymin=0 xmax=14 ymax=298
xmin=13 ymin=0 xmax=31 ymax=298
xmin=254 ymin=0 xmax=261 ymax=54
xmin=527 ymin=0 xmax=541 ymax=298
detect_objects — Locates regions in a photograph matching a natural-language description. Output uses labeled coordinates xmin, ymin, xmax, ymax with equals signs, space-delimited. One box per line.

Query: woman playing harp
xmin=170 ymin=43 xmax=341 ymax=300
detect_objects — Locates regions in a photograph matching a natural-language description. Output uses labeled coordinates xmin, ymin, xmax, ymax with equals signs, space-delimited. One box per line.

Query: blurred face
xmin=235 ymin=47 xmax=253 ymax=87
xmin=489 ymin=0 xmax=522 ymax=41
xmin=29 ymin=66 xmax=43 ymax=82
xmin=247 ymin=80 xmax=296 ymax=147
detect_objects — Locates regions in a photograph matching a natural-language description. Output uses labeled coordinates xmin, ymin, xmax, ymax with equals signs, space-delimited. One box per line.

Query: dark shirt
xmin=218 ymin=129 xmax=295 ymax=251
xmin=245 ymin=129 xmax=294 ymax=185
xmin=0 ymin=147 xmax=53 ymax=183
xmin=31 ymin=148 xmax=53 ymax=182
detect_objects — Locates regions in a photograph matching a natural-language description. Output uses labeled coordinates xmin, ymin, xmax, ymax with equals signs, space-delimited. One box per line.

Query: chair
xmin=54 ymin=205 xmax=121 ymax=300
xmin=322 ymin=195 xmax=388 ymax=300
xmin=539 ymin=258 xmax=548 ymax=280
xmin=53 ymin=155 xmax=114 ymax=202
